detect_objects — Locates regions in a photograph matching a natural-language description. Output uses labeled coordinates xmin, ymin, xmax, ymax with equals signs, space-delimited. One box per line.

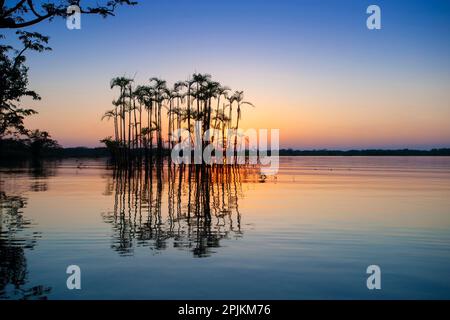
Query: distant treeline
xmin=50 ymin=147 xmax=450 ymax=157
xmin=279 ymin=148 xmax=450 ymax=156
xmin=3 ymin=144 xmax=450 ymax=160
xmin=1 ymin=140 xmax=109 ymax=159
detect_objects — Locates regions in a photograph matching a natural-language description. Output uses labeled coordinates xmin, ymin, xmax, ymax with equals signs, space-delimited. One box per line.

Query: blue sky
xmin=3 ymin=0 xmax=450 ymax=148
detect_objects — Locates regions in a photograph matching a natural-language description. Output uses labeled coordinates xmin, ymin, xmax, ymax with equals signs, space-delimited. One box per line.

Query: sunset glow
xmin=13 ymin=0 xmax=449 ymax=149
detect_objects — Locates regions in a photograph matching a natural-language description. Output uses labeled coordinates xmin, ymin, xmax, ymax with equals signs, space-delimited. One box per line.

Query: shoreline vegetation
xmin=0 ymin=1 xmax=138 ymax=165
xmin=101 ymin=74 xmax=255 ymax=165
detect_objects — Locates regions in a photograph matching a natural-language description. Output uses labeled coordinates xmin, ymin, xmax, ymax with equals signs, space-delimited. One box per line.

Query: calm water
xmin=1 ymin=156 xmax=450 ymax=300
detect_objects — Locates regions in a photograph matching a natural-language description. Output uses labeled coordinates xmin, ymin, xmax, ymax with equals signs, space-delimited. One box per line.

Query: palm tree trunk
xmin=168 ymin=99 xmax=172 ymax=150
xmin=187 ymin=87 xmax=191 ymax=146
xmin=128 ymin=108 xmax=131 ymax=151
xmin=155 ymin=100 xmax=161 ymax=155
xmin=177 ymin=97 xmax=181 ymax=144
xmin=139 ymin=103 xmax=142 ymax=150
xmin=119 ymin=89 xmax=123 ymax=145
xmin=206 ymin=98 xmax=212 ymax=144
xmin=196 ymin=83 xmax=200 ymax=115
xmin=227 ymin=102 xmax=233 ymax=156
xmin=222 ymin=118 xmax=226 ymax=158
xmin=133 ymin=100 xmax=138 ymax=151
xmin=122 ymin=88 xmax=126 ymax=149
xmin=234 ymin=104 xmax=240 ymax=157
xmin=148 ymin=102 xmax=153 ymax=155
xmin=114 ymin=109 xmax=118 ymax=143
xmin=158 ymin=103 xmax=162 ymax=153
xmin=153 ymin=102 xmax=157 ymax=153
xmin=228 ymin=104 xmax=233 ymax=130
xmin=213 ymin=96 xmax=220 ymax=138
xmin=128 ymin=87 xmax=132 ymax=152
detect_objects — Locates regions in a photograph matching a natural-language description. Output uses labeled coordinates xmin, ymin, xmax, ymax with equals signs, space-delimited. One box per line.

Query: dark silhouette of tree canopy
xmin=0 ymin=0 xmax=137 ymax=28
xmin=1 ymin=1 xmax=138 ymax=157
xmin=104 ymin=74 xmax=255 ymax=163
xmin=27 ymin=129 xmax=61 ymax=157
xmin=0 ymin=31 xmax=50 ymax=139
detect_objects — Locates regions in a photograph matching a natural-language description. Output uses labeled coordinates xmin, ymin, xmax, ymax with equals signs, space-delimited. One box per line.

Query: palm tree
xmin=149 ymin=77 xmax=168 ymax=154
xmin=101 ymin=109 xmax=118 ymax=142
xmin=133 ymin=85 xmax=150 ymax=150
xmin=226 ymin=94 xmax=236 ymax=131
xmin=202 ymin=81 xmax=220 ymax=145
xmin=165 ymin=87 xmax=177 ymax=150
xmin=131 ymin=95 xmax=139 ymax=150
xmin=231 ymin=91 xmax=255 ymax=156
xmin=170 ymin=106 xmax=183 ymax=143
xmin=110 ymin=100 xmax=121 ymax=143
xmin=104 ymin=74 xmax=254 ymax=165
xmin=110 ymin=77 xmax=133 ymax=148
xmin=213 ymin=85 xmax=230 ymax=138
xmin=185 ymin=78 xmax=196 ymax=143
xmin=126 ymin=82 xmax=135 ymax=151
xmin=224 ymin=94 xmax=236 ymax=153
xmin=141 ymin=125 xmax=158 ymax=154
xmin=146 ymin=87 xmax=155 ymax=153
xmin=192 ymin=73 xmax=211 ymax=116
xmin=174 ymin=81 xmax=187 ymax=144
xmin=212 ymin=109 xmax=230 ymax=153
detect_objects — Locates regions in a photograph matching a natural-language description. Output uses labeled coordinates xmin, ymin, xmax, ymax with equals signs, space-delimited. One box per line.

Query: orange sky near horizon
xmin=23 ymin=65 xmax=450 ymax=149
xmin=16 ymin=0 xmax=450 ymax=150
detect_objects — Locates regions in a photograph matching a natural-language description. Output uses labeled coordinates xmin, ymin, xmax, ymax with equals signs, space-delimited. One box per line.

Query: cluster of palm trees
xmin=102 ymin=73 xmax=254 ymax=162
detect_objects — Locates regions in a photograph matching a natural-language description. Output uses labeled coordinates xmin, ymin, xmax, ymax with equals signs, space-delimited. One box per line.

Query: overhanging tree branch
xmin=26 ymin=0 xmax=43 ymax=18
xmin=2 ymin=0 xmax=27 ymax=17
xmin=5 ymin=13 xmax=53 ymax=28
xmin=0 ymin=0 xmax=137 ymax=29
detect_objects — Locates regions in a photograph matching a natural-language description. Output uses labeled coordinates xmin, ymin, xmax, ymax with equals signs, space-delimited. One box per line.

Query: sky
xmin=5 ymin=0 xmax=450 ymax=149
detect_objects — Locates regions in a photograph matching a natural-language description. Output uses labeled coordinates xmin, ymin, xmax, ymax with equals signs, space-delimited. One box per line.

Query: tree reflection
xmin=0 ymin=160 xmax=54 ymax=299
xmin=0 ymin=192 xmax=51 ymax=299
xmin=102 ymin=162 xmax=259 ymax=257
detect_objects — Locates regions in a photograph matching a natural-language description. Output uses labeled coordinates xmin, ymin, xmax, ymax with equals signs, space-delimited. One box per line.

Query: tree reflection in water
xmin=102 ymin=162 xmax=260 ymax=257
xmin=0 ymin=160 xmax=53 ymax=300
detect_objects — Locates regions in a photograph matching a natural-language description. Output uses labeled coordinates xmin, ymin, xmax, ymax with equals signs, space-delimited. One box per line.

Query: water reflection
xmin=102 ymin=162 xmax=260 ymax=257
xmin=1 ymin=157 xmax=449 ymax=299
xmin=0 ymin=162 xmax=52 ymax=299
xmin=28 ymin=160 xmax=57 ymax=192
xmin=0 ymin=161 xmax=57 ymax=299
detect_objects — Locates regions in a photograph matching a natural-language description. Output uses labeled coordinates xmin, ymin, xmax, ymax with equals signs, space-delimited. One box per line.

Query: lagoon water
xmin=1 ymin=156 xmax=450 ymax=299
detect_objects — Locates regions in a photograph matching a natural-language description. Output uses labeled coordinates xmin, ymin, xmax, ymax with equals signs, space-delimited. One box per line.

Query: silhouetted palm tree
xmin=110 ymin=77 xmax=133 ymax=149
xmin=104 ymin=74 xmax=254 ymax=164
xmin=101 ymin=109 xmax=118 ymax=142
xmin=192 ymin=73 xmax=211 ymax=116
xmin=231 ymin=91 xmax=254 ymax=156
xmin=232 ymin=91 xmax=254 ymax=131
xmin=149 ymin=77 xmax=167 ymax=154
xmin=213 ymin=85 xmax=230 ymax=139
xmin=133 ymin=85 xmax=150 ymax=150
